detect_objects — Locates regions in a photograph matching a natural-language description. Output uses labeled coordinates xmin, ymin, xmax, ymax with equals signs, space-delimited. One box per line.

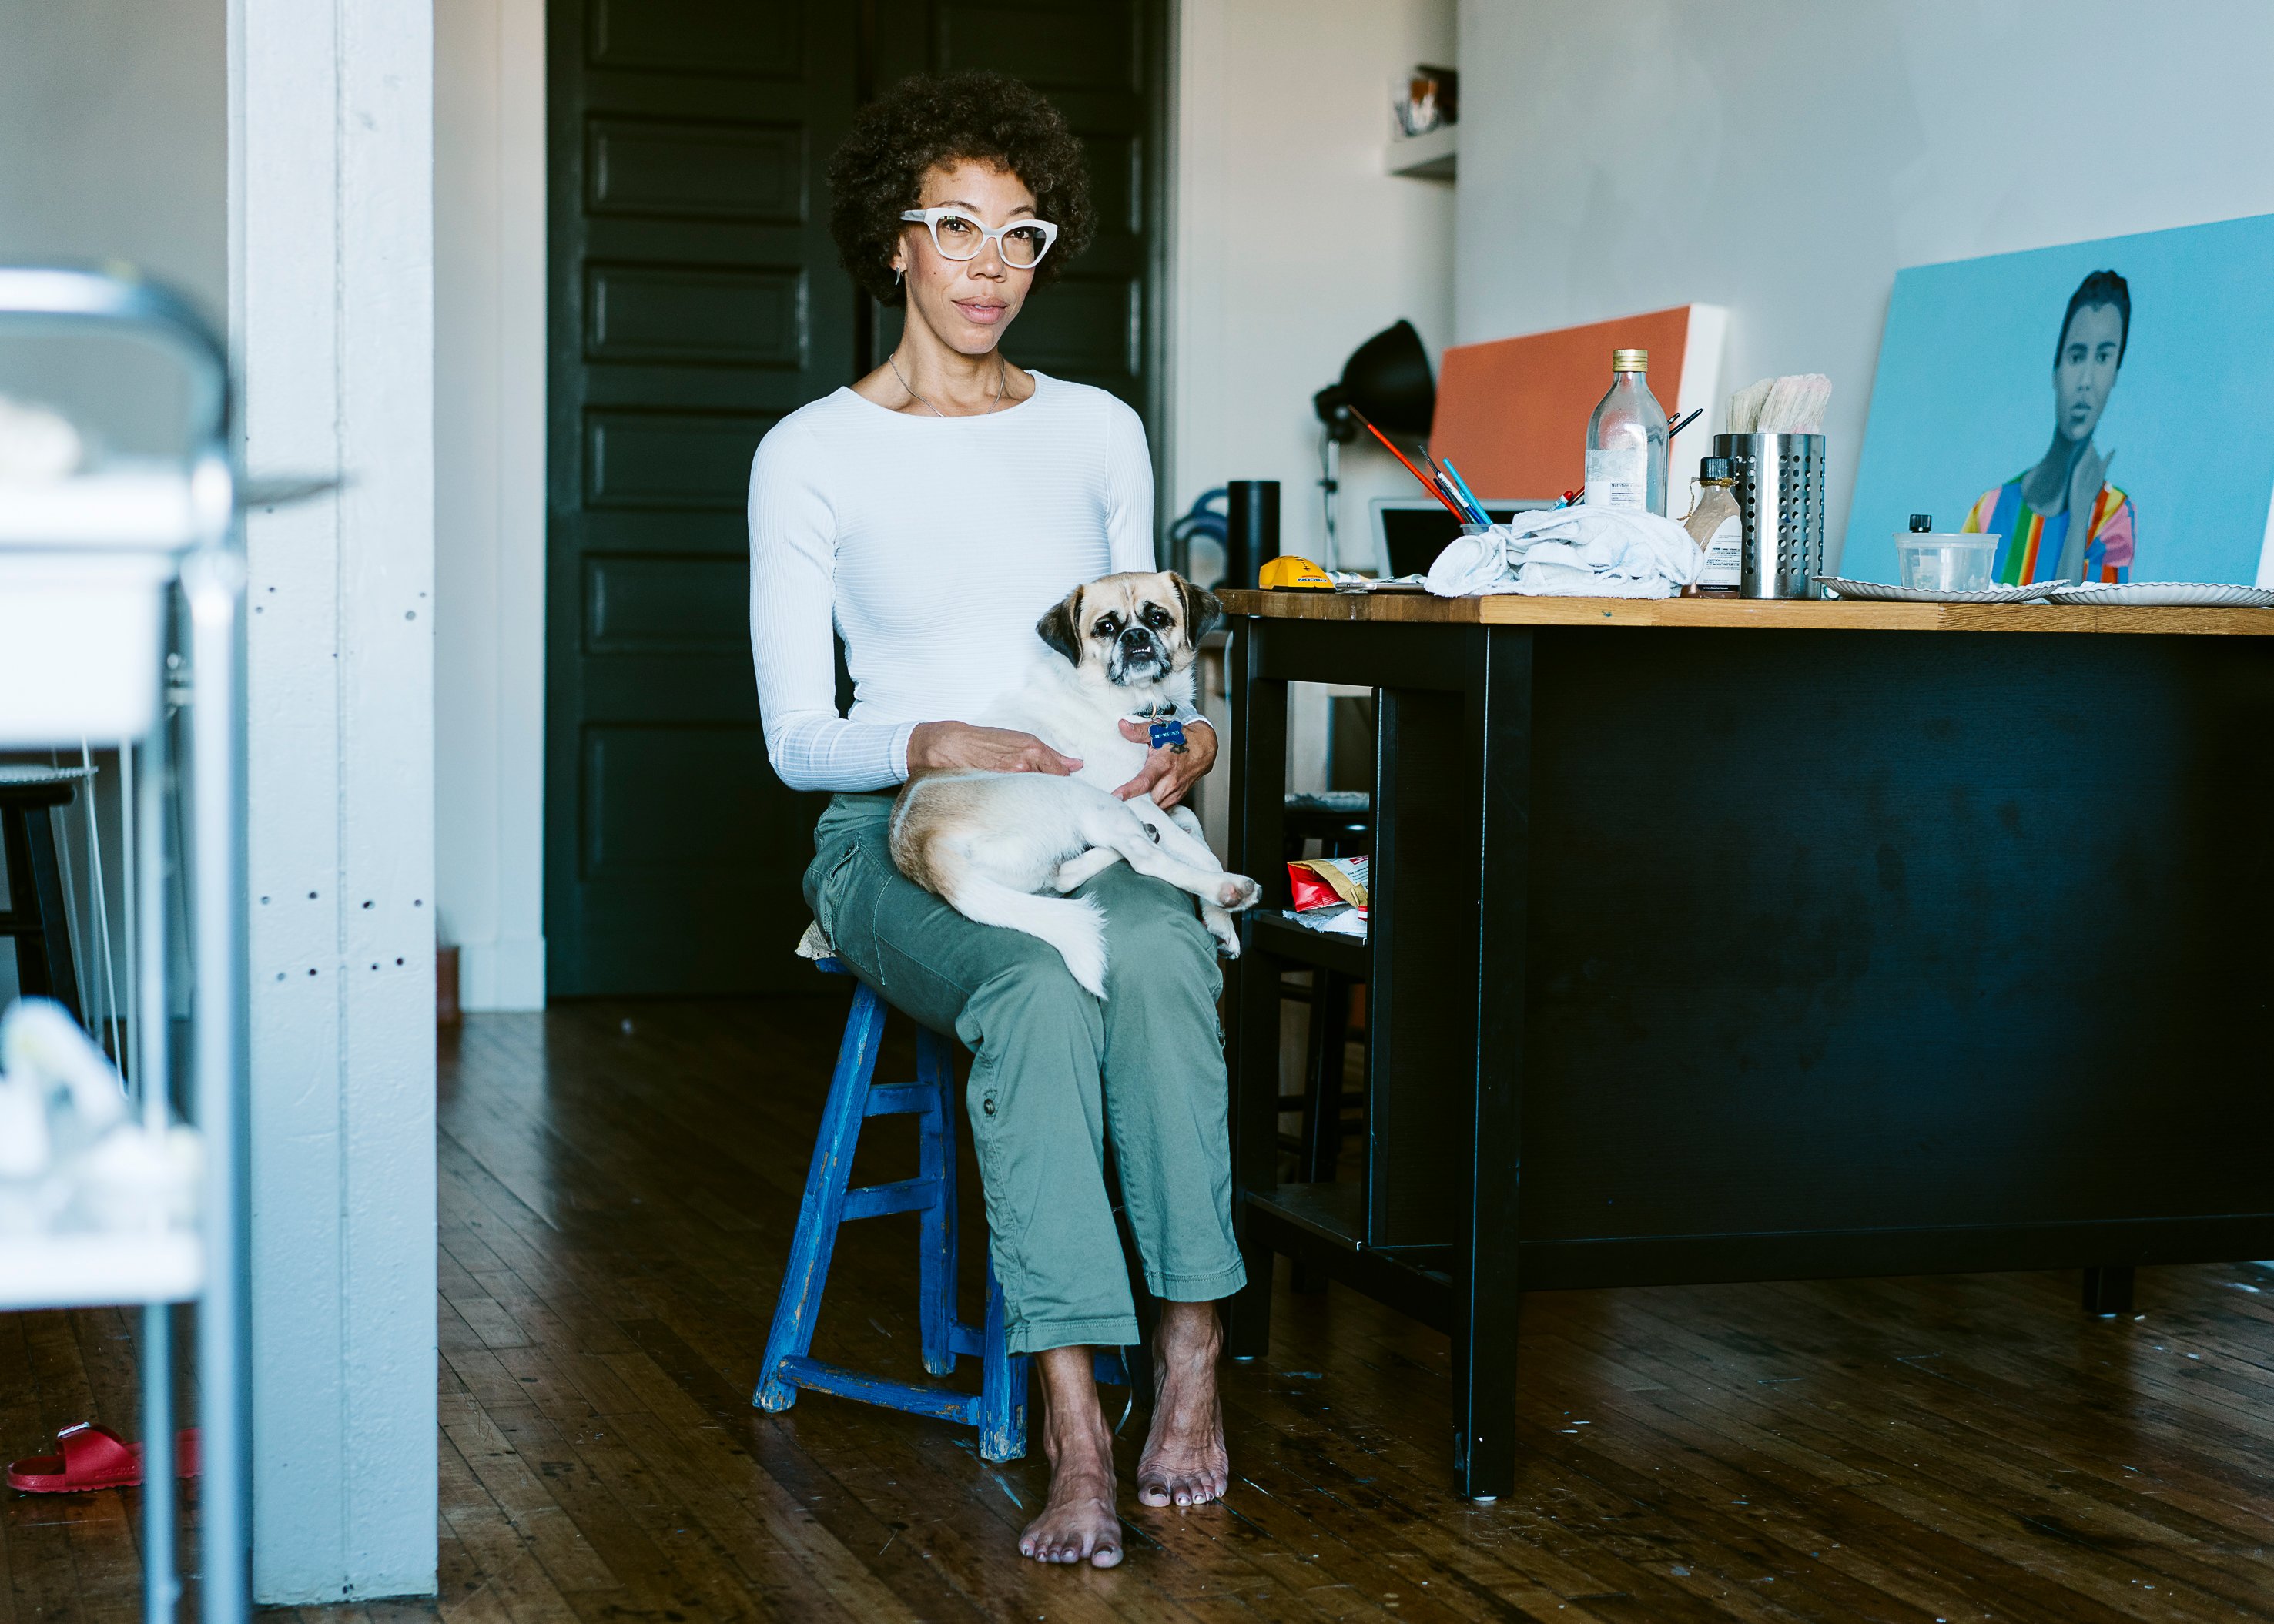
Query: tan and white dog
xmin=889 ymin=571 xmax=1261 ymax=996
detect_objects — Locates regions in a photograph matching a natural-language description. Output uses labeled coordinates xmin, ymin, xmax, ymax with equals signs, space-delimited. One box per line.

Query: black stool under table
xmin=0 ymin=766 xmax=85 ymax=1023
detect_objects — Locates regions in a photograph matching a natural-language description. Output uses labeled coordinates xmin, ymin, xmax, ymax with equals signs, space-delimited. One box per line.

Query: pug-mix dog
xmin=889 ymin=571 xmax=1261 ymax=997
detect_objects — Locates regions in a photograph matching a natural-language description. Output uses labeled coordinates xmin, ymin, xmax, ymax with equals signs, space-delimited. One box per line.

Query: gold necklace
xmin=890 ymin=350 xmax=1008 ymax=418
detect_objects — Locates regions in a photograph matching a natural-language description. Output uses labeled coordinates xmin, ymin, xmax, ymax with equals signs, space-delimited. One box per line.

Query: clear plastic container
xmin=1896 ymin=532 xmax=1998 ymax=593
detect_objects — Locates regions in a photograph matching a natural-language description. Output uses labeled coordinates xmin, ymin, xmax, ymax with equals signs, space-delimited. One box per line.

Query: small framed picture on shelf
xmin=1392 ymin=64 xmax=1458 ymax=139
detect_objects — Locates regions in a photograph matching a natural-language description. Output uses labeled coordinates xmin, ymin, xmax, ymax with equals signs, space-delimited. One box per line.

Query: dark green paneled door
xmin=547 ymin=0 xmax=1164 ymax=996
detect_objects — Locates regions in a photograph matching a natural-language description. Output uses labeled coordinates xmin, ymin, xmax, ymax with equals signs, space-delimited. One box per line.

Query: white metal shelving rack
xmin=0 ymin=268 xmax=250 ymax=1624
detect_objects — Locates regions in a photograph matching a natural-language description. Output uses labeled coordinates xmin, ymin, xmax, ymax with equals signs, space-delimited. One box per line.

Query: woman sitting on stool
xmin=749 ymin=70 xmax=1243 ymax=1569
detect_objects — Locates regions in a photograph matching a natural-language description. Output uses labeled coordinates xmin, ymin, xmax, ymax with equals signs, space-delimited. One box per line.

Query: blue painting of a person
xmin=1963 ymin=269 xmax=2136 ymax=583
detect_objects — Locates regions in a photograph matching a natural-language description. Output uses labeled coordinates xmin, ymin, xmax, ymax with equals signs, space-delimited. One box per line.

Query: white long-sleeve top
xmin=749 ymin=372 xmax=1197 ymax=792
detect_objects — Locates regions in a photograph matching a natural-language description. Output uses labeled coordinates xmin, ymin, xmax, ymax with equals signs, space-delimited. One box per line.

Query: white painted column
xmin=434 ymin=0 xmax=548 ymax=1011
xmin=229 ymin=0 xmax=439 ymax=1602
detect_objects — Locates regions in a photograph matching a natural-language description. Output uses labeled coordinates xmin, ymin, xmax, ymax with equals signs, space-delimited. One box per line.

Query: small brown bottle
xmin=1680 ymin=456 xmax=1742 ymax=598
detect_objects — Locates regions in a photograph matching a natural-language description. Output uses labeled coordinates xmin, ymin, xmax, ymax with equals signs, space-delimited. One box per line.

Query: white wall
xmin=0 ymin=0 xmax=226 ymax=311
xmin=235 ymin=0 xmax=439 ymax=1599
xmin=1455 ymin=0 xmax=2274 ymax=568
xmin=0 ymin=0 xmax=226 ymax=457
xmin=1171 ymin=0 xmax=1457 ymax=572
xmin=434 ymin=0 xmax=548 ymax=1011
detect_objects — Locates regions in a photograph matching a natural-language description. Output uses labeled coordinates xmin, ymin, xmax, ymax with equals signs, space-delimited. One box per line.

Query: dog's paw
xmin=1215 ymin=873 xmax=1262 ymax=909
xmin=1202 ymin=907 xmax=1241 ymax=958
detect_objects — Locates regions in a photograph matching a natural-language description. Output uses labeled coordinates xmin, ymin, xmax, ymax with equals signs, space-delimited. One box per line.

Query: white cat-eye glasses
xmin=898 ymin=207 xmax=1060 ymax=269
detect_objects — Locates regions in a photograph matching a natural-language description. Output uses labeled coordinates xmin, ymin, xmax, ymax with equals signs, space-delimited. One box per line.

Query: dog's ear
xmin=1171 ymin=572 xmax=1222 ymax=642
xmin=1036 ymin=584 xmax=1085 ymax=665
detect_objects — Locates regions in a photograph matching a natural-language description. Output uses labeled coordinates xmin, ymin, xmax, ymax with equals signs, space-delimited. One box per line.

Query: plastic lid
xmin=1611 ymin=347 xmax=1648 ymax=371
xmin=1908 ymin=513 xmax=1933 ymax=532
xmin=1700 ymin=456 xmax=1733 ymax=480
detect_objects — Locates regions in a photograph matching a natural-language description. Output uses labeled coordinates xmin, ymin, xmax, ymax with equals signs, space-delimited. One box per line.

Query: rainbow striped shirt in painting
xmin=1961 ymin=477 xmax=2135 ymax=584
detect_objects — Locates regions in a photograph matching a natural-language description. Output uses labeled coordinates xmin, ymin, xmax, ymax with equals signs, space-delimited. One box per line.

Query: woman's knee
xmin=963 ymin=931 xmax=1106 ymax=1049
xmin=1086 ymin=871 xmax=1216 ymax=996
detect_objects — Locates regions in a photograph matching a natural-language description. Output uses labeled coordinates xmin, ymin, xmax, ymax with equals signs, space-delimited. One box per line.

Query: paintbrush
xmin=1351 ymin=408 xmax=1470 ymax=521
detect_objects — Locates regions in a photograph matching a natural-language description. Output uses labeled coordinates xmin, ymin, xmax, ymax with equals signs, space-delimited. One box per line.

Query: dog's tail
xmin=936 ymin=862 xmax=1109 ymax=998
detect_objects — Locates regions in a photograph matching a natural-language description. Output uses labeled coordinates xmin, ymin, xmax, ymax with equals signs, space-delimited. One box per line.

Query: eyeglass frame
xmin=897 ymin=206 xmax=1060 ymax=269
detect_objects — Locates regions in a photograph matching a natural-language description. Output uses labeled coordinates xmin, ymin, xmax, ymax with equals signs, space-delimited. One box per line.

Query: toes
xmin=1091 ymin=1541 xmax=1124 ymax=1569
xmin=1137 ymin=1481 xmax=1170 ymax=1508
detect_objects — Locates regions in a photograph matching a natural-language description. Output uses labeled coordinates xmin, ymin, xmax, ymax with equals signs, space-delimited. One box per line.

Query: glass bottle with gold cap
xmin=1583 ymin=347 xmax=1669 ymax=515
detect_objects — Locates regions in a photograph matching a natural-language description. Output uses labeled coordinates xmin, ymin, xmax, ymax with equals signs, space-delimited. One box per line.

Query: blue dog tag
xmin=1148 ymin=717 xmax=1187 ymax=753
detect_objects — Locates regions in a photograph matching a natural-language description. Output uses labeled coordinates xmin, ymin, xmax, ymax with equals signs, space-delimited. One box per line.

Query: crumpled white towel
xmin=1425 ymin=506 xmax=1703 ymax=598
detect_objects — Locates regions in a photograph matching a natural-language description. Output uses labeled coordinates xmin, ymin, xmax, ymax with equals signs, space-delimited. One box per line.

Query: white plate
xmin=1814 ymin=576 xmax=2056 ymax=604
xmin=2047 ymin=581 xmax=2274 ymax=608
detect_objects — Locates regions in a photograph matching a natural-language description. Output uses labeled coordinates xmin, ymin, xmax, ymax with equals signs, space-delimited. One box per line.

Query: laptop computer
xmin=1368 ymin=495 xmax=1549 ymax=581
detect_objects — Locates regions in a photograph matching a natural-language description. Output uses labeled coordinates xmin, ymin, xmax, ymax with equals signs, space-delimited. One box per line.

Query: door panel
xmin=548 ymin=0 xmax=854 ymax=995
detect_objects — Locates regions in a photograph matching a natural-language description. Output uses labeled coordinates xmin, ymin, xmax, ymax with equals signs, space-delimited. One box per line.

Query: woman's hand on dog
xmin=908 ymin=721 xmax=1083 ymax=777
xmin=1114 ymin=718 xmax=1215 ymax=810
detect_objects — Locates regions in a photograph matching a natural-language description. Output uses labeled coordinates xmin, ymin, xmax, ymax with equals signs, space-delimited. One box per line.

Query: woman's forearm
xmin=765 ymin=712 xmax=919 ymax=792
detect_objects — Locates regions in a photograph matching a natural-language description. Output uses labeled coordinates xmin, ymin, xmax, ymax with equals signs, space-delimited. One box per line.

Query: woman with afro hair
xmin=749 ymin=71 xmax=1241 ymax=1568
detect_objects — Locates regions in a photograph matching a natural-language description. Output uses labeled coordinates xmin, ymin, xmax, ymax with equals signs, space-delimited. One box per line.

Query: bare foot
xmin=1136 ymin=1300 xmax=1230 ymax=1508
xmin=1018 ymin=1346 xmax=1124 ymax=1568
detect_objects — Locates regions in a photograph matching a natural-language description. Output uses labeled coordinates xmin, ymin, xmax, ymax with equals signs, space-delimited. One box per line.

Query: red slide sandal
xmin=6 ymin=1423 xmax=201 ymax=1494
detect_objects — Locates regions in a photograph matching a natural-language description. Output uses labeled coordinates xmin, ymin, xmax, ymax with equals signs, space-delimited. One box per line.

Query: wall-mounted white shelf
xmin=1385 ymin=123 xmax=1456 ymax=181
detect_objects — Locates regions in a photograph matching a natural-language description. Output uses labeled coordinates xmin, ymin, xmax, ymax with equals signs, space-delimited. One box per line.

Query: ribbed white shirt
xmin=749 ymin=372 xmax=1188 ymax=792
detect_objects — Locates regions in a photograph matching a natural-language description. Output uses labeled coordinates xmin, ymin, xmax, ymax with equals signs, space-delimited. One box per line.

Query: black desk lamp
xmin=1312 ymin=319 xmax=1435 ymax=567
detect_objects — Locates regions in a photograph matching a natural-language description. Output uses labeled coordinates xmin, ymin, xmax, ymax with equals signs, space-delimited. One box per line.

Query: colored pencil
xmin=1438 ymin=457 xmax=1491 ymax=521
xmin=1413 ymin=446 xmax=1486 ymax=524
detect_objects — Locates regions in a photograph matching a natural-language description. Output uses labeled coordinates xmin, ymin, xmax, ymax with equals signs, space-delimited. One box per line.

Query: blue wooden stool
xmin=755 ymin=956 xmax=1124 ymax=1461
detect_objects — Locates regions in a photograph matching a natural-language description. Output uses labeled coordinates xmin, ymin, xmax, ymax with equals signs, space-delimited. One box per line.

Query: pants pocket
xmin=807 ymin=839 xmax=884 ymax=977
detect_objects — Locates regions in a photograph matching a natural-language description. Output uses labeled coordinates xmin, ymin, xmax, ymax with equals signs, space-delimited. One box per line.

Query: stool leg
xmin=916 ymin=1026 xmax=958 ymax=1378
xmin=755 ymin=983 xmax=887 ymax=1412
xmin=978 ymin=1261 xmax=1028 ymax=1462
xmin=1292 ymin=971 xmax=1346 ymax=1294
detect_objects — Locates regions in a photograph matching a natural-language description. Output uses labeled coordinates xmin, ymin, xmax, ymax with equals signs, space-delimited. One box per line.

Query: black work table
xmin=1218 ymin=587 xmax=2274 ymax=1498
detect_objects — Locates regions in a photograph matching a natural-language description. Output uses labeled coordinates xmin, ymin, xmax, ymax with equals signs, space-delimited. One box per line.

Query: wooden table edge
xmin=1214 ymin=588 xmax=2274 ymax=636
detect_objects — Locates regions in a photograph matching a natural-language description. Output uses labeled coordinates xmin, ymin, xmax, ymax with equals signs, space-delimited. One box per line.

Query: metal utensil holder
xmin=1713 ymin=433 xmax=1825 ymax=598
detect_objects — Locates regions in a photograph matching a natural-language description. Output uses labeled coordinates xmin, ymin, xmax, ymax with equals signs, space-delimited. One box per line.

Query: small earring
xmin=894 ymin=266 xmax=904 ymax=286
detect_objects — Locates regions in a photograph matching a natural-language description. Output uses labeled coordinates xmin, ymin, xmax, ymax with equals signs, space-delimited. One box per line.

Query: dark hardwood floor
xmin=8 ymin=996 xmax=2274 ymax=1622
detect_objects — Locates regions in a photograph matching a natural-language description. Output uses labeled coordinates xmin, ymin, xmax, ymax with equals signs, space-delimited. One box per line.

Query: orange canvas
xmin=1432 ymin=306 xmax=1725 ymax=501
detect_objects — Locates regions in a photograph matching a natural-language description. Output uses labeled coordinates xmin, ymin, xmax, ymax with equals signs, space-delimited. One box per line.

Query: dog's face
xmin=1035 ymin=570 xmax=1221 ymax=688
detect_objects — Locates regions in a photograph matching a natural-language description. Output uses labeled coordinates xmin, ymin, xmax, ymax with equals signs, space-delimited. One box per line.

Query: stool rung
xmin=771 ymin=1355 xmax=980 ymax=1425
xmin=865 ymin=1082 xmax=935 ymax=1117
xmin=841 ymin=1177 xmax=936 ymax=1221
xmin=950 ymin=1321 xmax=985 ymax=1359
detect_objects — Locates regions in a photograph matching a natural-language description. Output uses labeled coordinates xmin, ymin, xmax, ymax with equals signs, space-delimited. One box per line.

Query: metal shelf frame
xmin=0 ymin=266 xmax=251 ymax=1624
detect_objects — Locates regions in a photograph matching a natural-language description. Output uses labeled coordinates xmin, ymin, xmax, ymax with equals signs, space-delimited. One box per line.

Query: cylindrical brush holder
xmin=1713 ymin=434 xmax=1825 ymax=598
xmin=1224 ymin=480 xmax=1280 ymax=590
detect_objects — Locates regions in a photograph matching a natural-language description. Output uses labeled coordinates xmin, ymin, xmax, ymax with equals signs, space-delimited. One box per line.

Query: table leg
xmin=1226 ymin=621 xmax=1288 ymax=1360
xmin=2083 ymin=1265 xmax=2135 ymax=1317
xmin=1453 ymin=627 xmax=1532 ymax=1500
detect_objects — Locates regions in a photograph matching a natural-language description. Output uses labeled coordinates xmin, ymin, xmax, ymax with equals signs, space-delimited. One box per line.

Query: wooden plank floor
xmin=7 ymin=996 xmax=2273 ymax=1622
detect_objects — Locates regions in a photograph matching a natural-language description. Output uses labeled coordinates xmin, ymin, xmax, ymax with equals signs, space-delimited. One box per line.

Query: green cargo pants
xmin=805 ymin=792 xmax=1248 ymax=1354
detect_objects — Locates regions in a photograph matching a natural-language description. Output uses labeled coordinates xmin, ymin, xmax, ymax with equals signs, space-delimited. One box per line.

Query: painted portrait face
xmin=2054 ymin=302 xmax=2124 ymax=444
